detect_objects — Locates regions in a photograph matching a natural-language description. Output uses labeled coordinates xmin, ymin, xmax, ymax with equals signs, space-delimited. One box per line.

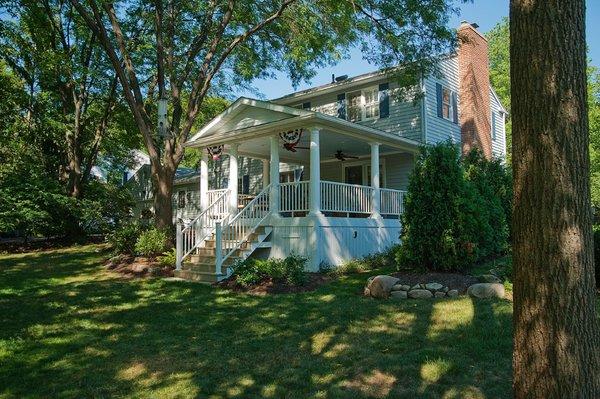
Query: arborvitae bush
xmin=396 ymin=142 xmax=511 ymax=272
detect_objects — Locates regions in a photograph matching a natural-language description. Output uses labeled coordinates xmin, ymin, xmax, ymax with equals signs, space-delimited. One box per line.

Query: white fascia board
xmin=187 ymin=97 xmax=313 ymax=143
xmin=185 ymin=112 xmax=420 ymax=153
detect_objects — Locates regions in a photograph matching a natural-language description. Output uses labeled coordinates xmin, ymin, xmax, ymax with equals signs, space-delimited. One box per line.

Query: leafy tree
xmin=65 ymin=0 xmax=465 ymax=229
xmin=510 ymin=0 xmax=600 ymax=396
xmin=486 ymin=17 xmax=512 ymax=162
xmin=0 ymin=0 xmax=140 ymax=198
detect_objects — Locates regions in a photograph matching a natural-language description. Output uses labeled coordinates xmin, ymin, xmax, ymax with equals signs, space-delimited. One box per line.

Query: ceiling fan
xmin=334 ymin=150 xmax=359 ymax=161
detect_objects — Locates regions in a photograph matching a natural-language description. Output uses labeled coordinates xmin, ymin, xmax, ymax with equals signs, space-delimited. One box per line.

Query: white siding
xmin=300 ymin=80 xmax=422 ymax=141
xmin=424 ymin=56 xmax=461 ymax=145
xmin=383 ymin=153 xmax=414 ymax=190
xmin=490 ymin=91 xmax=507 ymax=159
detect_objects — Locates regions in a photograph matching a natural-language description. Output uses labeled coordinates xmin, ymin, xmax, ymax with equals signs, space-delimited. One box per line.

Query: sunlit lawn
xmin=0 ymin=244 xmax=570 ymax=398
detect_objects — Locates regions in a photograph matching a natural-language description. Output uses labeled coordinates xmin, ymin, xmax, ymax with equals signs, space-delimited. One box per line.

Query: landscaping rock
xmin=425 ymin=282 xmax=444 ymax=291
xmin=408 ymin=289 xmax=433 ymax=299
xmin=411 ymin=284 xmax=421 ymax=290
xmin=479 ymin=274 xmax=502 ymax=284
xmin=467 ymin=283 xmax=505 ymax=299
xmin=391 ymin=284 xmax=411 ymax=291
xmin=365 ymin=275 xmax=400 ymax=298
xmin=390 ymin=290 xmax=408 ymax=300
xmin=443 ymin=286 xmax=450 ymax=293
xmin=434 ymin=291 xmax=447 ymax=298
xmin=447 ymin=290 xmax=459 ymax=298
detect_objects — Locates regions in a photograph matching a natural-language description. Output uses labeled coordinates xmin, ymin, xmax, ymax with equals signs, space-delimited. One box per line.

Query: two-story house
xmin=173 ymin=21 xmax=508 ymax=282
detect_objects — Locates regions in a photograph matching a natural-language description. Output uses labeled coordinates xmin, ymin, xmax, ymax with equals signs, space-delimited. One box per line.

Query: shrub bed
xmin=232 ymin=253 xmax=308 ymax=287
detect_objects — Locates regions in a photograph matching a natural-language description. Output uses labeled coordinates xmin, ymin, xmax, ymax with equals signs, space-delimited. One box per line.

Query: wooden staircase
xmin=174 ymin=226 xmax=272 ymax=283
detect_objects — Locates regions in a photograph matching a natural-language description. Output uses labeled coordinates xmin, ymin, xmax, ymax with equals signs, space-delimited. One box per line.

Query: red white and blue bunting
xmin=206 ymin=145 xmax=224 ymax=161
xmin=279 ymin=128 xmax=305 ymax=152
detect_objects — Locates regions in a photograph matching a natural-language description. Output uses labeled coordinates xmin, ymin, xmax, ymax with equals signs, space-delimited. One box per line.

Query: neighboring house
xmin=169 ymin=21 xmax=507 ymax=282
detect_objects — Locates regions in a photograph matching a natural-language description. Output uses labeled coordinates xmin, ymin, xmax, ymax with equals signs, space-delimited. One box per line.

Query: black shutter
xmin=378 ymin=83 xmax=389 ymax=118
xmin=302 ymin=102 xmax=311 ymax=110
xmin=337 ymin=93 xmax=346 ymax=120
xmin=436 ymin=83 xmax=443 ymax=118
xmin=452 ymin=92 xmax=458 ymax=124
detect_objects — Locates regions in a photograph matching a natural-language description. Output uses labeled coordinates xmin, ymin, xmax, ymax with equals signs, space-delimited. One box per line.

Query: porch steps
xmin=174 ymin=226 xmax=272 ymax=283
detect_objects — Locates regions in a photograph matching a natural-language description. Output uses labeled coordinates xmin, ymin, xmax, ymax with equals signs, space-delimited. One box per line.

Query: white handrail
xmin=176 ymin=189 xmax=230 ymax=269
xmin=380 ymin=188 xmax=406 ymax=216
xmin=320 ymin=181 xmax=373 ymax=214
xmin=217 ymin=184 xmax=271 ymax=272
xmin=279 ymin=181 xmax=309 ymax=212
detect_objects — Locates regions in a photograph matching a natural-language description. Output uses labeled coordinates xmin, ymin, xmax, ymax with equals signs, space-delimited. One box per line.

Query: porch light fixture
xmin=207 ymin=145 xmax=224 ymax=161
xmin=279 ymin=128 xmax=308 ymax=152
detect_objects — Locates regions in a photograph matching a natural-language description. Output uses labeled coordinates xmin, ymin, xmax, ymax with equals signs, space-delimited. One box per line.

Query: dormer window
xmin=346 ymin=86 xmax=380 ymax=122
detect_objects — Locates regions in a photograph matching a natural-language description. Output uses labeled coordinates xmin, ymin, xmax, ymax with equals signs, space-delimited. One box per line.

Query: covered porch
xmin=177 ymin=98 xmax=419 ymax=275
xmin=186 ymin=98 xmax=419 ymax=220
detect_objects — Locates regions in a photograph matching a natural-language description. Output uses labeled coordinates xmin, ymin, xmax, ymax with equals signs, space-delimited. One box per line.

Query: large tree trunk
xmin=510 ymin=0 xmax=600 ymax=397
xmin=152 ymin=164 xmax=175 ymax=231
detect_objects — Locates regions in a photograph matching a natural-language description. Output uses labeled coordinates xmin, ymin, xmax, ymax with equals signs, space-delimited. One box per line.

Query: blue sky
xmin=242 ymin=1 xmax=600 ymax=100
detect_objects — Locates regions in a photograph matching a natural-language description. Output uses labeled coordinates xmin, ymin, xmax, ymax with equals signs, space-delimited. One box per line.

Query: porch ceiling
xmin=230 ymin=130 xmax=402 ymax=164
xmin=185 ymin=97 xmax=421 ymax=158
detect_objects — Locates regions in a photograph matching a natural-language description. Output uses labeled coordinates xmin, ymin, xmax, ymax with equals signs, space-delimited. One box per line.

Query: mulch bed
xmin=216 ymin=273 xmax=332 ymax=295
xmin=105 ymin=255 xmax=174 ymax=278
xmin=390 ymin=272 xmax=480 ymax=294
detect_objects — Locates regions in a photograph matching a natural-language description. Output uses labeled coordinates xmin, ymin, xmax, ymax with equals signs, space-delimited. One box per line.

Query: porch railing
xmin=176 ymin=189 xmax=229 ymax=269
xmin=380 ymin=188 xmax=406 ymax=216
xmin=216 ymin=184 xmax=271 ymax=274
xmin=207 ymin=189 xmax=228 ymax=207
xmin=279 ymin=181 xmax=309 ymax=213
xmin=320 ymin=181 xmax=373 ymax=214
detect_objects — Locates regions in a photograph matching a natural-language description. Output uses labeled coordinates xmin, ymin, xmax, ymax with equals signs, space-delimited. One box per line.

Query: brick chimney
xmin=457 ymin=21 xmax=492 ymax=159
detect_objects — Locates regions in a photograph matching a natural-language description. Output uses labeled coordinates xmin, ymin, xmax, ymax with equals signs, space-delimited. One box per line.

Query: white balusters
xmin=380 ymin=188 xmax=406 ymax=216
xmin=279 ymin=181 xmax=309 ymax=213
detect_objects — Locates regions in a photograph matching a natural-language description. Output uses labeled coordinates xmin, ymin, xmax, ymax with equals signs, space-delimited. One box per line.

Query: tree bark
xmin=153 ymin=166 xmax=175 ymax=231
xmin=510 ymin=0 xmax=600 ymax=397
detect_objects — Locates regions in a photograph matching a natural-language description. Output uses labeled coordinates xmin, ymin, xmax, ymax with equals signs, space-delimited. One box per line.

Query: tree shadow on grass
xmin=0 ymin=246 xmax=513 ymax=398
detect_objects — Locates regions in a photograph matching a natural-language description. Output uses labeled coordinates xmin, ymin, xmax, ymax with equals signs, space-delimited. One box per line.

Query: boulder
xmin=390 ymin=290 xmax=408 ymax=300
xmin=425 ymin=282 xmax=444 ymax=291
xmin=408 ymin=289 xmax=433 ymax=299
xmin=391 ymin=284 xmax=411 ymax=292
xmin=434 ymin=291 xmax=446 ymax=298
xmin=479 ymin=274 xmax=502 ymax=284
xmin=447 ymin=290 xmax=459 ymax=298
xmin=411 ymin=284 xmax=421 ymax=290
xmin=366 ymin=275 xmax=400 ymax=298
xmin=467 ymin=283 xmax=505 ymax=299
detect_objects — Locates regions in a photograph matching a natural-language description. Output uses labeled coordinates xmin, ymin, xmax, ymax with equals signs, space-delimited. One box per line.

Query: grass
xmin=0 ymin=245 xmax=593 ymax=398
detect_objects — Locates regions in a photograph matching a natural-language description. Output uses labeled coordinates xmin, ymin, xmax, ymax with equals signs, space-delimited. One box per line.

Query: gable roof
xmin=188 ymin=97 xmax=311 ymax=142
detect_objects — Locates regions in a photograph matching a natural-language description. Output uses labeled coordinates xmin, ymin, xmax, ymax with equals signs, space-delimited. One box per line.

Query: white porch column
xmin=228 ymin=143 xmax=239 ymax=214
xmin=199 ymin=150 xmax=209 ymax=211
xmin=262 ymin=159 xmax=270 ymax=188
xmin=269 ymin=136 xmax=280 ymax=214
xmin=309 ymin=127 xmax=321 ymax=215
xmin=370 ymin=142 xmax=381 ymax=218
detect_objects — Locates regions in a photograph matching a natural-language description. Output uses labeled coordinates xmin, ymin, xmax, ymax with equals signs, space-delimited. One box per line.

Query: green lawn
xmin=0 ymin=245 xmax=520 ymax=398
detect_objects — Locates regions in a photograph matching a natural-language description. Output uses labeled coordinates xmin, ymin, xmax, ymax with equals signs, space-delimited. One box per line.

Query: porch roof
xmin=185 ymin=97 xmax=421 ymax=155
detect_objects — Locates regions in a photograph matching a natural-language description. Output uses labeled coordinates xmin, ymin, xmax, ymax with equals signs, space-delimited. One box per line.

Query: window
xmin=363 ymin=87 xmax=380 ymax=120
xmin=186 ymin=192 xmax=192 ymax=206
xmin=491 ymin=112 xmax=497 ymax=140
xmin=177 ymin=191 xmax=186 ymax=208
xmin=346 ymin=86 xmax=380 ymax=122
xmin=442 ymin=87 xmax=452 ymax=120
xmin=347 ymin=91 xmax=362 ymax=122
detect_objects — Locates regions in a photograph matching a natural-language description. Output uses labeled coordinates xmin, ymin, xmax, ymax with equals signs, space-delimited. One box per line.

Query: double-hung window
xmin=442 ymin=87 xmax=453 ymax=120
xmin=346 ymin=86 xmax=380 ymax=122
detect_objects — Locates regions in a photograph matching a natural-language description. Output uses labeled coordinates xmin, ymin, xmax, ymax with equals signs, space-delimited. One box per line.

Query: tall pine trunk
xmin=510 ymin=0 xmax=600 ymax=397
